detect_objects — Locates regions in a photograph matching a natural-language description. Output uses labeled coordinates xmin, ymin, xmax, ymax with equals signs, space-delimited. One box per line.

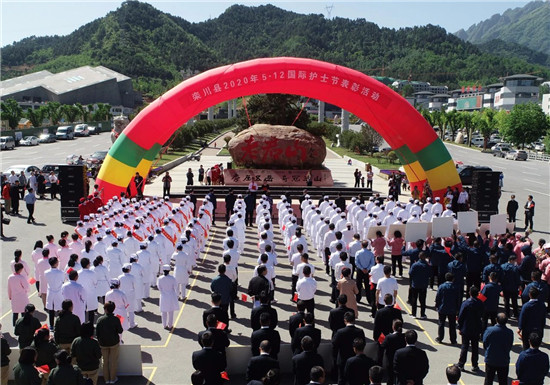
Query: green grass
xmin=154 ymin=127 xmax=234 ymax=166
xmin=217 ymin=148 xmax=231 ymax=156
xmin=323 ymin=138 xmax=401 ymax=170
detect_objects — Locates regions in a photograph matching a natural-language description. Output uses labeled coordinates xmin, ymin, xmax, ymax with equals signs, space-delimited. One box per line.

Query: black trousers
xmin=230 ymin=282 xmax=237 ymax=317
xmin=466 ymin=271 xmax=481 ymax=292
xmin=503 ymin=290 xmax=519 ymax=317
xmin=302 ymin=298 xmax=315 ymax=317
xmin=245 ymin=210 xmax=254 ymax=226
xmin=391 ymin=255 xmax=403 ymax=276
xmin=484 ymin=364 xmax=508 ymax=385
xmin=291 ymin=275 xmax=298 ymax=300
xmin=162 ymin=186 xmax=170 ymax=197
xmin=356 ymin=269 xmax=369 ymax=303
xmin=349 ymin=256 xmax=356 ymax=279
xmin=411 ymin=287 xmax=427 ymax=317
xmin=459 ymin=335 xmax=479 ymax=366
xmin=524 ymin=212 xmax=533 ymax=230
xmin=366 ymin=180 xmax=372 ymax=189
xmin=507 ymin=211 xmax=517 ymax=223
xmin=437 ymin=313 xmax=457 ymax=343
xmin=26 ymin=203 xmax=35 ymax=222
xmin=430 ymin=265 xmax=439 ymax=288
xmin=482 ymin=310 xmax=497 ymax=332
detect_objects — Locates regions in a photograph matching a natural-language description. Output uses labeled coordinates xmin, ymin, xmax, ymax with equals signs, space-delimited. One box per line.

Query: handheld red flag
xmin=221 ymin=371 xmax=230 ymax=380
xmin=293 ymin=293 xmax=299 ymax=302
xmin=217 ymin=321 xmax=227 ymax=330
xmin=478 ymin=293 xmax=487 ymax=302
xmin=28 ymin=277 xmax=37 ymax=285
xmin=378 ymin=333 xmax=385 ymax=344
xmin=241 ymin=294 xmax=248 ymax=302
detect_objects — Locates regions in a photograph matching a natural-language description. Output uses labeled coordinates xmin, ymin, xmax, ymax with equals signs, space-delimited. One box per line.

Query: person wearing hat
xmin=106 ymin=241 xmax=124 ymax=280
xmin=173 ymin=243 xmax=193 ymax=301
xmin=118 ymin=264 xmax=137 ymax=329
xmin=431 ymin=197 xmax=443 ymax=216
xmin=105 ymin=279 xmax=129 ymax=331
xmin=158 ymin=265 xmax=179 ymax=329
xmin=442 ymin=204 xmax=454 ymax=218
xmin=62 ymin=269 xmax=86 ymax=324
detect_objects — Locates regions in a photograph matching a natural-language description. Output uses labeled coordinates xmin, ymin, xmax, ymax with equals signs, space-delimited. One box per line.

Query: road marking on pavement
xmin=526 ymin=189 xmax=550 ymax=197
xmin=0 ymin=291 xmax=38 ymax=320
xmin=142 ymin=228 xmax=217 ymax=349
xmin=143 ymin=366 xmax=157 ymax=385
xmin=524 ymin=179 xmax=547 ymax=185
xmin=396 ymin=294 xmax=439 ymax=346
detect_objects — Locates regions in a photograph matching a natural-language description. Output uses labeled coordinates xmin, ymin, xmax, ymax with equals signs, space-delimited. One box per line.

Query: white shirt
xmin=296 ymin=276 xmax=317 ymax=300
xmin=370 ymin=263 xmax=385 ymax=284
xmin=296 ymin=262 xmax=315 ymax=279
xmin=376 ymin=276 xmax=398 ymax=305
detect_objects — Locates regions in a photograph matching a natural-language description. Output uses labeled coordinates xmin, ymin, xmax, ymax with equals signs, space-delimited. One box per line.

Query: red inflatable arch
xmin=97 ymin=57 xmax=461 ymax=199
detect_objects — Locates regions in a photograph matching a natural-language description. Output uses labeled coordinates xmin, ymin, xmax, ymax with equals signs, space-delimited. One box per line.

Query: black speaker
xmin=58 ymin=165 xmax=87 ymax=205
xmin=61 ymin=207 xmax=80 ymax=223
xmin=478 ymin=210 xmax=498 ymax=223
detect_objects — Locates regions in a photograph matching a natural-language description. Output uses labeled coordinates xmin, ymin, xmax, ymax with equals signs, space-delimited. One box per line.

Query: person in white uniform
xmin=106 ymin=241 xmax=124 ymax=280
xmin=77 ymin=258 xmax=98 ymax=323
xmin=91 ymin=256 xmax=110 ymax=304
xmin=173 ymin=243 xmax=193 ymax=300
xmin=45 ymin=257 xmax=65 ymax=328
xmin=61 ymin=269 xmax=87 ymax=324
xmin=105 ymin=279 xmax=130 ymax=331
xmin=157 ymin=265 xmax=180 ymax=329
xmin=130 ymin=255 xmax=145 ymax=312
xmin=8 ymin=263 xmax=30 ymax=326
xmin=118 ymin=264 xmax=137 ymax=328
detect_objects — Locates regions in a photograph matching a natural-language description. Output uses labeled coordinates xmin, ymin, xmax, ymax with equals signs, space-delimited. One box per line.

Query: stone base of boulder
xmin=223 ymin=169 xmax=334 ymax=187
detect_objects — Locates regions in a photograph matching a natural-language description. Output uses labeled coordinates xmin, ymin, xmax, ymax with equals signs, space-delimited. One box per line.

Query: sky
xmin=0 ymin=0 xmax=531 ymax=46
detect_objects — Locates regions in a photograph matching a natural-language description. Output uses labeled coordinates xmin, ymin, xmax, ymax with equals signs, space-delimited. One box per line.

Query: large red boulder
xmin=228 ymin=124 xmax=326 ymax=169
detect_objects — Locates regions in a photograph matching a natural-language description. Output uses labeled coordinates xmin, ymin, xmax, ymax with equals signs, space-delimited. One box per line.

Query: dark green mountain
xmin=2 ymin=1 xmax=549 ymax=98
xmin=455 ymin=1 xmax=550 ymax=56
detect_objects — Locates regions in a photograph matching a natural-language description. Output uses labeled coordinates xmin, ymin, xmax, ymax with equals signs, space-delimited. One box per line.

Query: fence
xmin=527 ymin=151 xmax=550 ymax=162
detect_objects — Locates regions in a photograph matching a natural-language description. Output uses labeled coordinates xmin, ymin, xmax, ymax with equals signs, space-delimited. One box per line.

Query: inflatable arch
xmin=97 ymin=57 xmax=461 ymax=199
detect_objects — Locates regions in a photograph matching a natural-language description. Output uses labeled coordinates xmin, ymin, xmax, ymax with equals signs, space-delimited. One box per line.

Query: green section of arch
xmin=415 ymin=138 xmax=450 ymax=171
xmin=393 ymin=144 xmax=416 ymax=165
xmin=110 ymin=133 xmax=161 ymax=167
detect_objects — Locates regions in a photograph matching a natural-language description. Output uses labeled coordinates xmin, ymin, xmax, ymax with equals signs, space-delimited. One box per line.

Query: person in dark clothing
xmin=54 ymin=299 xmax=81 ymax=354
xmin=186 ymin=168 xmax=194 ymax=186
xmin=435 ymin=273 xmax=459 ymax=344
xmin=289 ymin=300 xmax=306 ymax=338
xmin=47 ymin=349 xmax=85 ymax=385
xmin=9 ymin=181 xmax=20 ymax=215
xmin=447 ymin=252 xmax=467 ymax=304
xmin=70 ymin=321 xmax=102 ymax=385
xmin=344 ymin=337 xmax=376 ymax=385
xmin=188 ymin=189 xmax=197 ymax=216
xmin=244 ymin=192 xmax=256 ymax=227
xmin=162 ymin=172 xmax=172 ymax=198
xmin=206 ymin=189 xmax=217 ymax=225
xmin=291 ymin=313 xmax=321 ymax=355
xmin=501 ymin=254 xmax=521 ymax=318
xmin=211 ymin=265 xmax=233 ymax=321
xmin=519 ymin=245 xmax=537 ymax=286
xmin=523 ymin=195 xmax=535 ymax=231
xmin=1 ymin=326 xmax=11 ymax=384
xmin=251 ymin=295 xmax=278 ymax=331
xmin=518 ymin=287 xmax=546 ymax=350
xmin=506 ymin=195 xmax=519 ymax=223
xmin=13 ymin=346 xmax=41 ymax=385
xmin=521 ymin=270 xmax=549 ymax=304
xmin=36 ymin=172 xmax=46 ymax=199
xmin=480 ymin=272 xmax=501 ymax=332
xmin=198 ymin=314 xmax=230 ymax=359
xmin=379 ymin=320 xmax=406 ymax=385
xmin=332 ymin=312 xmax=365 ymax=385
xmin=224 ymin=190 xmax=237 ymax=223
xmin=482 ymin=313 xmax=513 ymax=385
xmin=482 ymin=255 xmax=503 ymax=284
xmin=14 ymin=304 xmax=42 ymax=348
xmin=456 ymin=286 xmax=484 ymax=371
xmin=133 ymin=172 xmax=144 ymax=199
xmin=202 ymin=293 xmax=230 ymax=333
xmin=373 ymin=294 xmax=402 ymax=342
xmin=247 ymin=266 xmax=272 ymax=305
xmin=460 ymin=239 xmax=484 ymax=292
xmin=428 ymin=238 xmax=444 ymax=289
xmin=292 ymin=336 xmax=324 ymax=385
xmin=192 ymin=332 xmax=226 ymax=385
xmin=246 ymin=340 xmax=280 ymax=382
xmin=95 ymin=301 xmax=123 ymax=385
xmin=334 ymin=193 xmax=346 ymax=212
xmin=31 ymin=328 xmax=58 ymax=372
xmin=409 ymin=251 xmax=431 ymax=318
xmin=515 ymin=332 xmax=549 ymax=385
xmin=328 ymin=295 xmax=354 ymax=337
xmin=393 ymin=330 xmax=429 ymax=385
xmin=250 ymin=313 xmax=281 ymax=359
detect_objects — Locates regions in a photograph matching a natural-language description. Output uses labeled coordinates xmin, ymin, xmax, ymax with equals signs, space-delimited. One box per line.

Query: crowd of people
xmin=2 ymin=185 xmax=549 ymax=385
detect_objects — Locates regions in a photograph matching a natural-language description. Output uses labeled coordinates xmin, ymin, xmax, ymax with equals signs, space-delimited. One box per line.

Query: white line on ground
xmin=525 ymin=189 xmax=550 ymax=197
xmin=524 ymin=179 xmax=547 ymax=186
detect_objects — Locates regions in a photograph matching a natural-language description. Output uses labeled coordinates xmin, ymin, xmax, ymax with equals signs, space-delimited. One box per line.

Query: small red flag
xmin=66 ymin=267 xmax=74 ymax=274
xmin=293 ymin=293 xmax=299 ymax=302
xmin=394 ymin=303 xmax=401 ymax=310
xmin=519 ymin=289 xmax=522 ymax=297
xmin=241 ymin=294 xmax=248 ymax=302
xmin=370 ymin=282 xmax=374 ymax=290
xmin=40 ymin=323 xmax=49 ymax=330
xmin=36 ymin=365 xmax=50 ymax=374
xmin=511 ymin=381 xmax=519 ymax=385
xmin=378 ymin=333 xmax=385 ymax=344
xmin=478 ymin=293 xmax=487 ymax=302
xmin=116 ymin=314 xmax=125 ymax=324
xmin=221 ymin=371 xmax=230 ymax=380
xmin=28 ymin=277 xmax=37 ymax=285
xmin=216 ymin=321 xmax=227 ymax=330
xmin=480 ymin=283 xmax=485 ymax=291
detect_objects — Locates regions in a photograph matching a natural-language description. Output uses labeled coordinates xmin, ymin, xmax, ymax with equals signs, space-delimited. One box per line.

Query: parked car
xmin=38 ymin=133 xmax=57 ymax=143
xmin=491 ymin=144 xmax=512 ymax=157
xmin=74 ymin=124 xmax=90 ymax=137
xmin=88 ymin=125 xmax=100 ymax=135
xmin=19 ymin=136 xmax=39 ymax=146
xmin=0 ymin=136 xmax=15 ymax=150
xmin=534 ymin=142 xmax=545 ymax=152
xmin=490 ymin=134 xmax=502 ymax=143
xmin=86 ymin=150 xmax=108 ymax=169
xmin=505 ymin=150 xmax=528 ymax=161
xmin=3 ymin=165 xmax=41 ymax=180
xmin=56 ymin=125 xmax=75 ymax=140
xmin=457 ymin=165 xmax=493 ymax=185
xmin=471 ymin=137 xmax=484 ymax=147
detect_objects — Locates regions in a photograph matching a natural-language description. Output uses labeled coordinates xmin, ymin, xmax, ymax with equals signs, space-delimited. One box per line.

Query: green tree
xmin=75 ymin=103 xmax=90 ymax=122
xmin=360 ymin=124 xmax=384 ymax=153
xmin=61 ymin=104 xmax=80 ymax=123
xmin=0 ymin=98 xmax=23 ymax=129
xmin=445 ymin=110 xmax=461 ymax=141
xmin=501 ymin=103 xmax=549 ymax=148
xmin=480 ymin=108 xmax=498 ymax=149
xmin=45 ymin=102 xmax=62 ymax=125
xmin=459 ymin=112 xmax=475 ymax=147
xmin=25 ymin=107 xmax=45 ymax=128
xmin=235 ymin=94 xmax=310 ymax=132
xmin=540 ymin=84 xmax=550 ymax=101
xmin=91 ymin=103 xmax=112 ymax=121
xmin=401 ymin=84 xmax=415 ymax=97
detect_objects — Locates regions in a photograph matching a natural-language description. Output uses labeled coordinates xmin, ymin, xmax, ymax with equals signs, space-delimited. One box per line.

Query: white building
xmin=542 ymin=94 xmax=550 ymax=116
xmin=493 ymin=74 xmax=541 ymax=111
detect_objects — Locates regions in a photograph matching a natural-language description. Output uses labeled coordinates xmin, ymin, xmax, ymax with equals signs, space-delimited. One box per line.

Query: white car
xmin=19 ymin=136 xmax=39 ymax=146
xmin=3 ymin=165 xmax=41 ymax=180
xmin=505 ymin=150 xmax=528 ymax=161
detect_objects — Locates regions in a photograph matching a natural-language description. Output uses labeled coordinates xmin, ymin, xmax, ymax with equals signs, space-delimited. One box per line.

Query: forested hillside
xmin=2 ymin=1 xmax=549 ymax=97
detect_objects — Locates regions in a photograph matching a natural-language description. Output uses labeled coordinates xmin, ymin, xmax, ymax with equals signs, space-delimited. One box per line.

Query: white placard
xmin=432 ymin=217 xmax=454 ymax=238
xmin=388 ymin=223 xmax=406 ymax=238
xmin=506 ymin=222 xmax=516 ymax=233
xmin=458 ymin=211 xmax=478 ymax=233
xmin=426 ymin=222 xmax=433 ymax=238
xmin=367 ymin=225 xmax=387 ymax=239
xmin=490 ymin=214 xmax=507 ymax=235
xmin=405 ymin=222 xmax=429 ymax=242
